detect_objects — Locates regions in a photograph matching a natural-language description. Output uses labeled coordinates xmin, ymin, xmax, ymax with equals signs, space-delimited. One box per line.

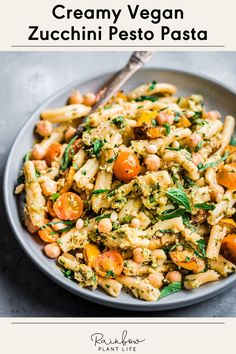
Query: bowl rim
xmin=3 ymin=66 xmax=236 ymax=311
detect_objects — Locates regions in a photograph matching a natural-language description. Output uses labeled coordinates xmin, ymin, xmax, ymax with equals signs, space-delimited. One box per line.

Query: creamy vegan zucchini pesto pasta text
xmin=15 ymin=81 xmax=236 ymax=301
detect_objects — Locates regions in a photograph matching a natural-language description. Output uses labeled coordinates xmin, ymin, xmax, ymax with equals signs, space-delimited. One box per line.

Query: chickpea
xmin=98 ymin=218 xmax=113 ymax=234
xmin=172 ymin=141 xmax=180 ymax=148
xmin=133 ymin=247 xmax=145 ymax=264
xmin=130 ymin=217 xmax=140 ymax=229
xmin=156 ymin=112 xmax=174 ymax=126
xmin=40 ymin=177 xmax=57 ymax=197
xmin=44 ymin=243 xmax=61 ymax=259
xmin=145 ymin=144 xmax=158 ymax=154
xmin=67 ymin=90 xmax=83 ymax=105
xmin=166 ymin=271 xmax=182 ymax=283
xmin=204 ymin=110 xmax=221 ymax=120
xmin=192 ymin=153 xmax=204 ymax=166
xmin=187 ymin=133 xmax=202 ymax=149
xmin=33 ymin=160 xmax=48 ymax=172
xmin=144 ymin=154 xmax=160 ymax=171
xmin=110 ymin=211 xmax=118 ymax=222
xmin=65 ymin=127 xmax=76 ymax=142
xmin=76 ymin=218 xmax=84 ymax=230
xmin=83 ymin=92 xmax=96 ymax=106
xmin=148 ymin=273 xmax=164 ymax=288
xmin=31 ymin=144 xmax=46 ymax=160
xmin=36 ymin=120 xmax=52 ymax=137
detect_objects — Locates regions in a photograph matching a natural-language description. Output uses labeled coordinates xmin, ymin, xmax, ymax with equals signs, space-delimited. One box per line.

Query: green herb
xmin=159 ymin=282 xmax=182 ymax=300
xmin=92 ymin=139 xmax=104 ymax=157
xmin=176 ymin=97 xmax=181 ymax=104
xmin=230 ymin=136 xmax=236 ymax=146
xmin=198 ymin=161 xmax=218 ymax=171
xmin=193 ymin=111 xmax=202 ymax=119
xmin=105 ymin=284 xmax=110 ymax=288
xmin=165 ymin=147 xmax=182 ymax=151
xmin=62 ymin=269 xmax=74 ymax=279
xmin=81 ymin=170 xmax=87 ymax=175
xmin=163 ymin=123 xmax=171 ymax=135
xmin=17 ymin=174 xmax=25 ymax=184
xmin=95 ymin=213 xmax=111 ymax=222
xmin=148 ymin=80 xmax=156 ymax=91
xmin=61 ymin=135 xmax=78 ymax=171
xmin=181 ymin=213 xmax=195 ymax=230
xmin=194 ymin=203 xmax=216 ymax=210
xmin=40 ymin=220 xmax=74 ymax=230
xmin=148 ymin=195 xmax=156 ymax=204
xmin=112 ymin=221 xmax=119 ymax=230
xmin=151 ymin=119 xmax=157 ymax=126
xmin=166 ymin=188 xmax=191 ymax=211
xmin=135 ymin=95 xmax=159 ymax=102
xmin=104 ymin=105 xmax=112 ymax=110
xmin=58 ymin=225 xmax=74 ymax=233
xmin=92 ymin=189 xmax=109 ymax=195
xmin=24 ymin=151 xmax=31 ymax=162
xmin=35 ymin=170 xmax=41 ymax=178
xmin=182 ymin=175 xmax=195 ymax=189
xmin=50 ymin=193 xmax=60 ymax=202
xmin=195 ymin=141 xmax=203 ymax=152
xmin=73 ymin=163 xmax=79 ymax=171
xmin=159 ymin=208 xmax=186 ymax=221
xmin=106 ymin=155 xmax=117 ymax=163
xmin=120 ymin=215 xmax=132 ymax=224
xmin=158 ymin=107 xmax=168 ymax=112
xmin=112 ymin=116 xmax=125 ymax=128
xmin=105 ymin=270 xmax=115 ymax=278
xmin=174 ymin=111 xmax=181 ymax=122
xmin=185 ymin=256 xmax=191 ymax=262
xmin=196 ymin=239 xmax=206 ymax=258
xmin=159 ymin=229 xmax=173 ymax=234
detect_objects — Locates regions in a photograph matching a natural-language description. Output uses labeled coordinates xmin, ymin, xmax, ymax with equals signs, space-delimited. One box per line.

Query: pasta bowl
xmin=4 ymin=68 xmax=236 ymax=311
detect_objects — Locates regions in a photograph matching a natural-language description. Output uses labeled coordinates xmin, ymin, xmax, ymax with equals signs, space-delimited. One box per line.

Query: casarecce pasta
xmin=15 ymin=81 xmax=236 ymax=302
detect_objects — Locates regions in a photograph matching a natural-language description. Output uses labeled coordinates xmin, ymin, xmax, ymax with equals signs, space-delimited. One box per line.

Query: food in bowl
xmin=15 ymin=81 xmax=236 ymax=301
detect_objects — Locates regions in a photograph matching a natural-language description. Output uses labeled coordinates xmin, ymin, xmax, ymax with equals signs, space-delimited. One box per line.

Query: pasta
xmin=16 ymin=81 xmax=236 ymax=302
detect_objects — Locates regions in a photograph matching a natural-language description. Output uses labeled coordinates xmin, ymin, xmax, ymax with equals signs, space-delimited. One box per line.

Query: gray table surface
xmin=0 ymin=51 xmax=236 ymax=317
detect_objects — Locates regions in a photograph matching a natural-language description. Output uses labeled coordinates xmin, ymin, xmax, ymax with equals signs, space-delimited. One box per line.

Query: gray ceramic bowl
xmin=3 ymin=68 xmax=236 ymax=311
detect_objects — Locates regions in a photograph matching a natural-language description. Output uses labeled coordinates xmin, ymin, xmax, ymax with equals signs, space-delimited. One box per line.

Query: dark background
xmin=1 ymin=52 xmax=236 ymax=316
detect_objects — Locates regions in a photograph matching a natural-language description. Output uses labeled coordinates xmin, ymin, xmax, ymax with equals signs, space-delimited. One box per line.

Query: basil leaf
xmin=62 ymin=269 xmax=74 ymax=279
xmin=194 ymin=203 xmax=216 ymax=210
xmin=159 ymin=208 xmax=186 ymax=221
xmin=50 ymin=192 xmax=60 ymax=202
xmin=166 ymin=188 xmax=191 ymax=211
xmin=24 ymin=151 xmax=31 ymax=162
xmin=196 ymin=239 xmax=206 ymax=258
xmin=105 ymin=270 xmax=115 ymax=278
xmin=230 ymin=136 xmax=236 ymax=146
xmin=61 ymin=135 xmax=78 ymax=171
xmin=135 ymin=95 xmax=159 ymax=102
xmin=95 ymin=213 xmax=111 ymax=221
xmin=159 ymin=282 xmax=182 ymax=300
xmin=163 ymin=123 xmax=171 ymax=135
xmin=92 ymin=139 xmax=104 ymax=157
xmin=148 ymin=80 xmax=156 ymax=91
xmin=92 ymin=189 xmax=109 ymax=194
xmin=112 ymin=116 xmax=125 ymax=128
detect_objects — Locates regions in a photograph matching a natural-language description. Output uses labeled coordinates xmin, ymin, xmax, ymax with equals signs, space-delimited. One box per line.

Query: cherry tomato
xmin=113 ymin=151 xmax=140 ymax=182
xmin=221 ymin=234 xmax=236 ymax=263
xmin=94 ymin=250 xmax=124 ymax=278
xmin=45 ymin=142 xmax=62 ymax=166
xmin=38 ymin=219 xmax=59 ymax=243
xmin=217 ymin=163 xmax=236 ymax=190
xmin=53 ymin=192 xmax=83 ymax=220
